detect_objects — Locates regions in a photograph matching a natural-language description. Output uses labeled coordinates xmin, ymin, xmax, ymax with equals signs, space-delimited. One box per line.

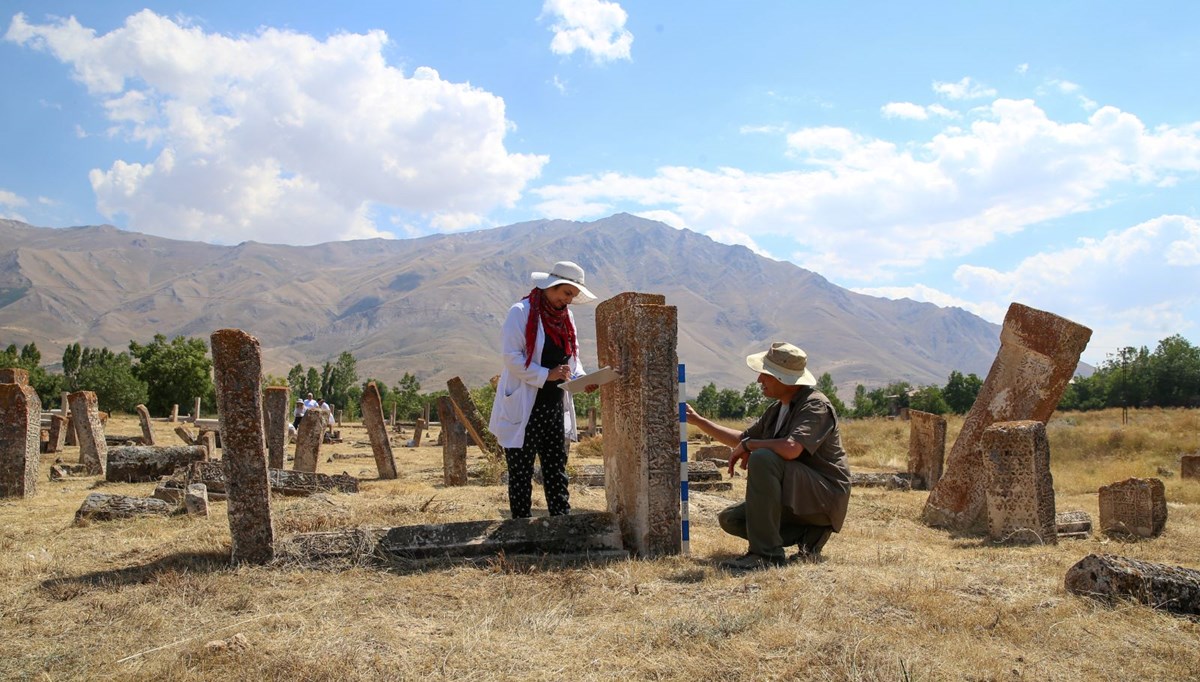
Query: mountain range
xmin=0 ymin=214 xmax=1013 ymax=396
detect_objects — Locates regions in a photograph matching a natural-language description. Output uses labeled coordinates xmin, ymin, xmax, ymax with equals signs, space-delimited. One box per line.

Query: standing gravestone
xmin=1099 ymin=477 xmax=1167 ymax=538
xmin=293 ymin=409 xmax=327 ymax=473
xmin=360 ymin=382 xmax=398 ymax=480
xmin=0 ymin=378 xmax=41 ymax=498
xmin=412 ymin=418 xmax=426 ymax=447
xmin=68 ymin=390 xmax=107 ymax=476
xmin=923 ymin=303 xmax=1091 ymax=531
xmin=46 ymin=414 xmax=68 ymax=455
xmin=170 ymin=404 xmax=179 ymax=423
xmin=436 ymin=396 xmax=467 ymax=486
xmin=211 ymin=328 xmax=274 ymax=564
xmin=0 ymin=368 xmax=29 ymax=384
xmin=907 ymin=409 xmax=946 ymax=490
xmin=982 ymin=420 xmax=1056 ymax=545
xmin=197 ymin=430 xmax=217 ymax=458
xmin=62 ymin=391 xmax=77 ymax=447
xmin=135 ymin=404 xmax=156 ymax=445
xmin=263 ymin=386 xmax=290 ymax=470
xmin=192 ymin=396 xmax=202 ymax=422
xmin=596 ymin=292 xmax=681 ymax=557
xmin=184 ymin=483 xmax=209 ymax=517
xmin=446 ymin=377 xmax=504 ymax=459
xmin=587 ymin=408 xmax=598 ymax=438
xmin=1181 ymin=454 xmax=1200 ymax=480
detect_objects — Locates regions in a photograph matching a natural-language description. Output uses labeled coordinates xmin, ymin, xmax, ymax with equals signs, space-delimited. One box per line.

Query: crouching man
xmin=686 ymin=342 xmax=851 ymax=571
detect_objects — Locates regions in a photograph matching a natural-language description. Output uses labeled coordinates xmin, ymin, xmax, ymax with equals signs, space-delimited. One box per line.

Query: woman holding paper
xmin=488 ymin=260 xmax=600 ymax=518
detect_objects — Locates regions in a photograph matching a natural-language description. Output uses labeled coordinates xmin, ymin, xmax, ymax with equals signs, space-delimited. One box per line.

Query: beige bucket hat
xmin=746 ymin=342 xmax=817 ymax=386
xmin=531 ymin=261 xmax=596 ymax=303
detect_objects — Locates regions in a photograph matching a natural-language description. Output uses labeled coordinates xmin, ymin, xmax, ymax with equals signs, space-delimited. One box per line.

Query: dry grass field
xmin=2 ymin=408 xmax=1199 ymax=681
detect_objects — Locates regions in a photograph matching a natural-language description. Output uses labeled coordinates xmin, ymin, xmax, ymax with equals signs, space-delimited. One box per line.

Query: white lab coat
xmin=488 ymin=299 xmax=585 ymax=449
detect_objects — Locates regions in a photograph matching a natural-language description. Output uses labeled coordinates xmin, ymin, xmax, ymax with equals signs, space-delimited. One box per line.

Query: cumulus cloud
xmin=954 ymin=215 xmax=1200 ymax=351
xmin=881 ymin=102 xmax=960 ymax=121
xmin=852 ymin=283 xmax=1004 ymax=321
xmin=6 ymin=11 xmax=547 ymax=244
xmin=533 ymin=99 xmax=1200 ymax=282
xmin=542 ymin=0 xmax=633 ymax=63
xmin=933 ymin=76 xmax=997 ymax=100
xmin=0 ymin=188 xmax=28 ymax=221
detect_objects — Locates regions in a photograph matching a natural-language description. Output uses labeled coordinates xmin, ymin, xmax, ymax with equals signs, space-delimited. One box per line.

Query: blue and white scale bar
xmin=679 ymin=363 xmax=689 ymax=555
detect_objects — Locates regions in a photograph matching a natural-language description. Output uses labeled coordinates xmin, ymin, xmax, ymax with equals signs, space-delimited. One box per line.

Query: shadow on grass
xmin=39 ymin=551 xmax=229 ymax=600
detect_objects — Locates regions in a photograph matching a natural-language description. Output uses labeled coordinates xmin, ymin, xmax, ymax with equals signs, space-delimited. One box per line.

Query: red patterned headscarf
xmin=523 ymin=287 xmax=577 ymax=368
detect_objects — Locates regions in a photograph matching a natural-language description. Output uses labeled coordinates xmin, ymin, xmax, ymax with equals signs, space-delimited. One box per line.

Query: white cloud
xmin=1016 ymin=63 xmax=1029 ymax=75
xmin=954 ymin=215 xmax=1200 ymax=352
xmin=852 ymin=283 xmax=1004 ymax=322
xmin=933 ymin=76 xmax=997 ymax=100
xmin=705 ymin=228 xmax=772 ymax=259
xmin=0 ymin=188 xmax=28 ymax=221
xmin=541 ymin=0 xmax=633 ymax=63
xmin=881 ymin=102 xmax=928 ymax=120
xmin=739 ymin=124 xmax=786 ymax=135
xmin=533 ymin=99 xmax=1200 ymax=282
xmin=634 ymin=209 xmax=686 ymax=229
xmin=6 ymin=11 xmax=547 ymax=245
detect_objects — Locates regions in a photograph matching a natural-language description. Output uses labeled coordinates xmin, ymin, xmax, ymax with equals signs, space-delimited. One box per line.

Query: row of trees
xmin=1059 ymin=335 xmax=1200 ymax=409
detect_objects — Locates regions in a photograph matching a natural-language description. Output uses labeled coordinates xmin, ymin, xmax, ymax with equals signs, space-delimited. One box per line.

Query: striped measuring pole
xmin=679 ymin=363 xmax=690 ymax=555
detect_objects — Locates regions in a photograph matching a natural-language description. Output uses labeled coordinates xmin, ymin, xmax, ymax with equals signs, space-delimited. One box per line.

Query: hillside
xmin=0 ymin=215 xmax=1009 ymax=393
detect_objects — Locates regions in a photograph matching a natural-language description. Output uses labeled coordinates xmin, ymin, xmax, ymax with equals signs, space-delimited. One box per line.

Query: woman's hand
xmin=549 ymin=364 xmax=572 ymax=382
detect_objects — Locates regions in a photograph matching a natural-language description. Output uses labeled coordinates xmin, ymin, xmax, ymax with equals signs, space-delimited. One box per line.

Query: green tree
xmin=909 ymin=385 xmax=950 ymax=414
xmin=76 ymin=346 xmax=148 ymax=413
xmin=62 ymin=342 xmax=82 ymax=387
xmin=305 ymin=367 xmax=320 ymax=399
xmin=287 ymin=363 xmax=306 ymax=396
xmin=742 ymin=382 xmax=766 ymax=417
xmin=1148 ymin=335 xmax=1200 ymax=407
xmin=815 ymin=372 xmax=848 ymax=416
xmin=716 ymin=388 xmax=745 ymax=419
xmin=573 ymin=384 xmax=599 ymax=419
xmin=470 ymin=383 xmax=495 ymax=424
xmin=942 ymin=370 xmax=983 ymax=414
xmin=694 ymin=382 xmax=719 ymax=417
xmin=128 ymin=334 xmax=214 ymax=416
xmin=392 ymin=372 xmax=423 ymax=421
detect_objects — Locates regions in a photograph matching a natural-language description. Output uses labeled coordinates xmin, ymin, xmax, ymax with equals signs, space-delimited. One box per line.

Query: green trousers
xmin=718 ymin=448 xmax=833 ymax=559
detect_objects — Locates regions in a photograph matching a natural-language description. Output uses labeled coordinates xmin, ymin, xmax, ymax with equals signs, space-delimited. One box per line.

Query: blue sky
xmin=2 ymin=1 xmax=1198 ymax=366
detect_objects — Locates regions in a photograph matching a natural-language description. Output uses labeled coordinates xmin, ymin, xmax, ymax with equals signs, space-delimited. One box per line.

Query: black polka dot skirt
xmin=504 ymin=399 xmax=570 ymax=518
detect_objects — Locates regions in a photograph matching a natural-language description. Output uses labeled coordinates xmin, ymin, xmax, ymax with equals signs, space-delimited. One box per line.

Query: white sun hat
xmin=531 ymin=260 xmax=596 ymax=303
xmin=746 ymin=342 xmax=818 ymax=386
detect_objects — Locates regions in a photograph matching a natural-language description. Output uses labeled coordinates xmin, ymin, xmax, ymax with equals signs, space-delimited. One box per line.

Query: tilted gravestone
xmin=907 ymin=409 xmax=946 ymax=490
xmin=982 ymin=420 xmax=1056 ymax=545
xmin=293 ymin=409 xmax=327 ymax=473
xmin=263 ymin=386 xmax=291 ymax=470
xmin=360 ymin=382 xmax=398 ymax=480
xmin=211 ymin=328 xmax=274 ymax=565
xmin=1099 ymin=477 xmax=1167 ymax=538
xmin=135 ymin=404 xmax=156 ymax=445
xmin=436 ymin=396 xmax=467 ymax=486
xmin=0 ymin=380 xmax=41 ymax=498
xmin=68 ymin=391 xmax=107 ymax=476
xmin=46 ymin=414 xmax=68 ymax=455
xmin=923 ymin=303 xmax=1091 ymax=531
xmin=596 ymin=292 xmax=681 ymax=557
xmin=446 ymin=377 xmax=504 ymax=460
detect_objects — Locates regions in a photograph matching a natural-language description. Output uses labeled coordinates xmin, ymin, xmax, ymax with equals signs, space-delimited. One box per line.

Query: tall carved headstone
xmin=263 ymin=386 xmax=290 ymax=470
xmin=360 ymin=382 xmax=398 ymax=480
xmin=412 ymin=418 xmax=426 ymax=448
xmin=596 ymin=292 xmax=680 ymax=557
xmin=68 ymin=391 xmax=107 ymax=476
xmin=293 ymin=409 xmax=326 ymax=473
xmin=0 ymin=380 xmax=41 ymax=498
xmin=907 ymin=409 xmax=946 ymax=490
xmin=437 ymin=396 xmax=467 ymax=486
xmin=982 ymin=420 xmax=1056 ymax=545
xmin=446 ymin=377 xmax=504 ymax=459
xmin=135 ymin=404 xmax=156 ymax=445
xmin=1099 ymin=477 xmax=1167 ymax=538
xmin=923 ymin=303 xmax=1091 ymax=530
xmin=210 ymin=328 xmax=274 ymax=564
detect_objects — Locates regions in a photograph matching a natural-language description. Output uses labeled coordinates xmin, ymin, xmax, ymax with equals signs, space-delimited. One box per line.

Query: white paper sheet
xmin=561 ymin=366 xmax=618 ymax=393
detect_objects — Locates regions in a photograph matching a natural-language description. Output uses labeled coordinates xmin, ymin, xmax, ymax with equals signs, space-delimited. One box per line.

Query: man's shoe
xmin=789 ymin=527 xmax=833 ymax=563
xmin=718 ymin=552 xmax=785 ymax=572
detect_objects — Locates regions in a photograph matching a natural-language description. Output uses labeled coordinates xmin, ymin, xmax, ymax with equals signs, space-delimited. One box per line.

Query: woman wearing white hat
xmin=489 ymin=260 xmax=598 ymax=518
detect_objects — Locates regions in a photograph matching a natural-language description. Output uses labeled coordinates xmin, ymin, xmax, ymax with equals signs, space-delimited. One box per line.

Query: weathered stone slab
xmin=689 ymin=481 xmax=733 ymax=492
xmin=293 ymin=409 xmax=327 ymax=473
xmin=45 ymin=414 xmax=68 ymax=455
xmin=174 ymin=424 xmax=196 ymax=446
xmin=573 ymin=463 xmax=606 ymax=486
xmin=196 ymin=430 xmax=217 ymax=458
xmin=360 ymin=382 xmax=398 ymax=480
xmin=851 ymin=472 xmax=913 ymax=490
xmin=74 ymin=492 xmax=173 ymax=523
xmin=1099 ymin=477 xmax=1167 ymax=538
xmin=263 ymin=386 xmax=290 ymax=470
xmin=185 ymin=483 xmax=209 ymax=516
xmin=275 ymin=528 xmax=385 ymax=564
xmin=186 ymin=461 xmax=358 ymax=497
xmin=0 ymin=367 xmax=29 ymax=385
xmin=688 ymin=459 xmax=722 ymax=482
xmin=49 ymin=462 xmax=90 ymax=480
xmin=597 ymin=292 xmax=681 ymax=557
xmin=152 ymin=480 xmax=186 ymax=505
xmin=923 ymin=303 xmax=1091 ymax=531
xmin=446 ymin=377 xmax=504 ymax=459
xmin=105 ymin=434 xmax=145 ymax=446
xmin=170 ymin=404 xmax=178 ymax=423
xmin=375 ymin=511 xmax=624 ymax=560
xmin=907 ymin=409 xmax=946 ymax=490
xmin=692 ymin=444 xmax=732 ymax=465
xmin=135 ymin=404 xmax=156 ymax=445
xmin=0 ymin=381 xmax=41 ymax=498
xmin=1181 ymin=454 xmax=1200 ymax=480
xmin=412 ymin=418 xmax=427 ymax=448
xmin=211 ymin=328 xmax=274 ymax=564
xmin=68 ymin=391 xmax=107 ymax=476
xmin=436 ymin=396 xmax=467 ymax=486
xmin=982 ymin=420 xmax=1057 ymax=545
xmin=1066 ymin=553 xmax=1200 ymax=616
xmin=1056 ymin=509 xmax=1093 ymax=538
xmin=104 ymin=445 xmax=208 ymax=483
